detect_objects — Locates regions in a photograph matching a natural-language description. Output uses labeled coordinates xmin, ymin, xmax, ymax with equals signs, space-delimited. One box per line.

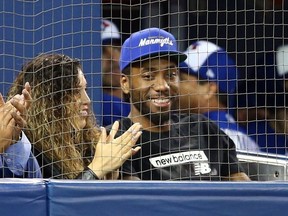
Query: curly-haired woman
xmin=8 ymin=53 xmax=142 ymax=179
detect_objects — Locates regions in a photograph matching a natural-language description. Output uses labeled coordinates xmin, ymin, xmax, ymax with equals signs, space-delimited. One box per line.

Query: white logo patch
xmin=194 ymin=162 xmax=211 ymax=175
xmin=149 ymin=150 xmax=208 ymax=168
xmin=206 ymin=68 xmax=215 ymax=78
xmin=138 ymin=37 xmax=173 ymax=47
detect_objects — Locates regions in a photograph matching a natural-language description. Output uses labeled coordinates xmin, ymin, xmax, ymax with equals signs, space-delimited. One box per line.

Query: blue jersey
xmin=204 ymin=110 xmax=259 ymax=152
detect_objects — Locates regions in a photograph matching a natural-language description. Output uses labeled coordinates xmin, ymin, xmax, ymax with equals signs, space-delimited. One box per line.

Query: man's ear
xmin=121 ymin=74 xmax=130 ymax=94
xmin=205 ymin=82 xmax=218 ymax=100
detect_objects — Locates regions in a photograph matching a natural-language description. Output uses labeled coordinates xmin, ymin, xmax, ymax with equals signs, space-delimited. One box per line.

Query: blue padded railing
xmin=1 ymin=179 xmax=288 ymax=216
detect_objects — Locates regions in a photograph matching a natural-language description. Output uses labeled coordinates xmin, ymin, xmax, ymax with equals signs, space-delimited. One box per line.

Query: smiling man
xmin=113 ymin=28 xmax=249 ymax=181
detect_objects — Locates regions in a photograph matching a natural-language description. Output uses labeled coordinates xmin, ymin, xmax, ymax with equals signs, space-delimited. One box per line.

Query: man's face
xmin=102 ymin=45 xmax=121 ymax=88
xmin=178 ymin=72 xmax=210 ymax=114
xmin=126 ymin=57 xmax=179 ymax=125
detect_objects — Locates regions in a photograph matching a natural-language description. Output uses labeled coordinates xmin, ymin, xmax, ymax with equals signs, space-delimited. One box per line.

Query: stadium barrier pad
xmin=0 ymin=179 xmax=47 ymax=216
xmin=1 ymin=179 xmax=288 ymax=216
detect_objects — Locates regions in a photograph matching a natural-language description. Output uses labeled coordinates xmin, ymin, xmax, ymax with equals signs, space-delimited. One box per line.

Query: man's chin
xmin=133 ymin=101 xmax=171 ymax=125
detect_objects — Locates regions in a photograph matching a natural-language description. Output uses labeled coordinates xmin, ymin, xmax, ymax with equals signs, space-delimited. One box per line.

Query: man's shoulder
xmin=171 ymin=112 xmax=222 ymax=137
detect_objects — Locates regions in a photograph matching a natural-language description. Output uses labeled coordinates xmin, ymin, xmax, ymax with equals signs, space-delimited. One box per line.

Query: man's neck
xmin=129 ymin=110 xmax=171 ymax=133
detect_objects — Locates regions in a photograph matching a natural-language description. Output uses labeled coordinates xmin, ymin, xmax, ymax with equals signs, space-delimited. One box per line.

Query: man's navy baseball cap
xmin=119 ymin=28 xmax=187 ymax=71
xmin=179 ymin=40 xmax=238 ymax=95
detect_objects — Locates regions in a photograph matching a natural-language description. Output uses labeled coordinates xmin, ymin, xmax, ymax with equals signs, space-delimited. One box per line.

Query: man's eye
xmin=167 ymin=71 xmax=177 ymax=78
xmin=142 ymin=74 xmax=153 ymax=80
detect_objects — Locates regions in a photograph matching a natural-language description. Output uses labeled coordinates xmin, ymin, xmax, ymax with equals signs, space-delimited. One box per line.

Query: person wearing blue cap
xmin=101 ymin=19 xmax=130 ymax=126
xmin=236 ymin=45 xmax=288 ymax=155
xmin=110 ymin=28 xmax=250 ymax=181
xmin=178 ymin=41 xmax=259 ymax=152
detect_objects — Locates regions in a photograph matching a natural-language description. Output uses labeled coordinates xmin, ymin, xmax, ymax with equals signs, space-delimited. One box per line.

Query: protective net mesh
xmin=0 ymin=0 xmax=288 ymax=181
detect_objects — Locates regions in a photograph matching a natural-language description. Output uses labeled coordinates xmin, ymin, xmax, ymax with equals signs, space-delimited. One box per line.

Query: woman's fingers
xmin=8 ymin=83 xmax=31 ymax=119
xmin=9 ymin=117 xmax=22 ymax=141
xmin=1 ymin=104 xmax=15 ymax=124
xmin=131 ymin=146 xmax=141 ymax=156
xmin=10 ymin=95 xmax=24 ymax=115
xmin=107 ymin=121 xmax=120 ymax=143
xmin=99 ymin=127 xmax=107 ymax=144
xmin=23 ymin=82 xmax=32 ymax=110
xmin=24 ymin=82 xmax=31 ymax=94
xmin=0 ymin=93 xmax=5 ymax=107
xmin=11 ymin=112 xmax=26 ymax=128
xmin=115 ymin=122 xmax=142 ymax=148
xmin=122 ymin=146 xmax=141 ymax=161
xmin=121 ymin=130 xmax=142 ymax=150
xmin=90 ymin=123 xmax=142 ymax=178
xmin=118 ymin=131 xmax=142 ymax=161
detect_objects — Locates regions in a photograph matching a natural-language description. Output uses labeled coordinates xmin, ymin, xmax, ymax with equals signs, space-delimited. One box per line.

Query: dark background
xmin=102 ymin=0 xmax=288 ymax=79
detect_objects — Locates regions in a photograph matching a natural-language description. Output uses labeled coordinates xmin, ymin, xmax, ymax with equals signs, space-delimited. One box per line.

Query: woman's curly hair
xmin=8 ymin=53 xmax=101 ymax=179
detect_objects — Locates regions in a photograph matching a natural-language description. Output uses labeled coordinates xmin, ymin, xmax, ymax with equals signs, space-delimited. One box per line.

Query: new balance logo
xmin=138 ymin=37 xmax=173 ymax=47
xmin=194 ymin=162 xmax=212 ymax=175
xmin=149 ymin=150 xmax=209 ymax=168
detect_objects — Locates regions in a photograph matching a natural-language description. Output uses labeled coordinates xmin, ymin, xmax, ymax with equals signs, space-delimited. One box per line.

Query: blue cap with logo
xmin=179 ymin=40 xmax=238 ymax=94
xmin=101 ymin=19 xmax=121 ymax=45
xmin=119 ymin=28 xmax=187 ymax=71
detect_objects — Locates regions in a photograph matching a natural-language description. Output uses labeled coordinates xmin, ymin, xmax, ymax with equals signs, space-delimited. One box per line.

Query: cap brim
xmin=132 ymin=51 xmax=187 ymax=65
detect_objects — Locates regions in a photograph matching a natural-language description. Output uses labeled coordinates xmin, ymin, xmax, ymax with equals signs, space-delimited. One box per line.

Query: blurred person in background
xmin=8 ymin=53 xmax=142 ymax=179
xmin=178 ymin=41 xmax=259 ymax=152
xmin=236 ymin=44 xmax=288 ymax=155
xmin=0 ymin=83 xmax=41 ymax=178
xmin=101 ymin=19 xmax=130 ymax=126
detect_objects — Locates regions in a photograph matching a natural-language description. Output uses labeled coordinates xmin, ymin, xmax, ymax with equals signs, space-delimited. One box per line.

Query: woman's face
xmin=73 ymin=69 xmax=91 ymax=130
